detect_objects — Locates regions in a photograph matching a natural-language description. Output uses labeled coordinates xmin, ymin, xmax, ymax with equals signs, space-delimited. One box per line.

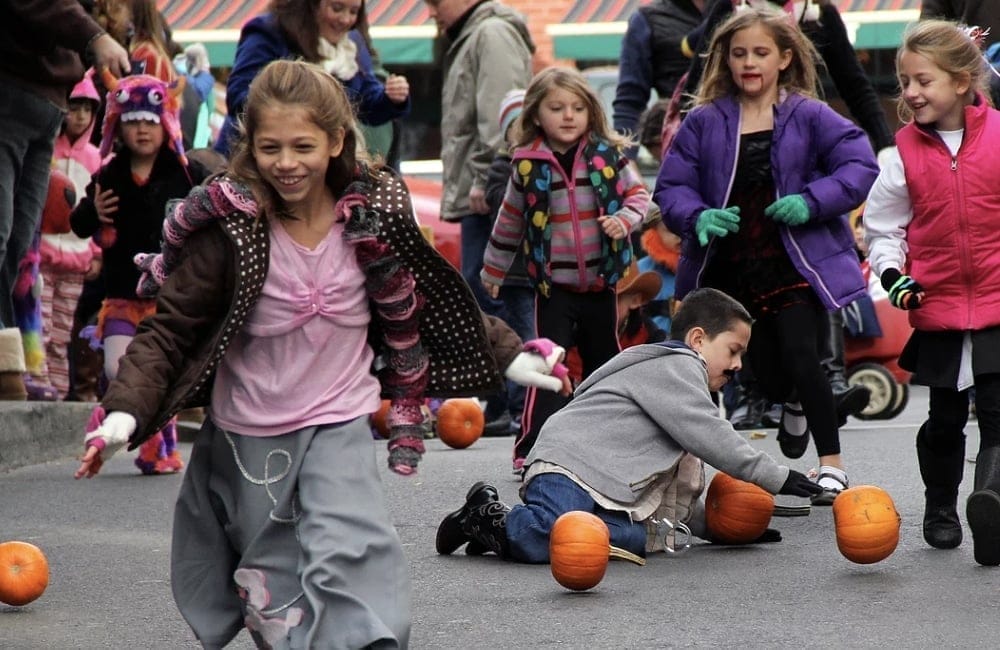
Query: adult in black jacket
xmin=612 ymin=0 xmax=705 ymax=159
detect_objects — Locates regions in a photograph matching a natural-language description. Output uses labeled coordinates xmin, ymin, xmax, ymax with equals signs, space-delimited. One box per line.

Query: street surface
xmin=3 ymin=385 xmax=998 ymax=648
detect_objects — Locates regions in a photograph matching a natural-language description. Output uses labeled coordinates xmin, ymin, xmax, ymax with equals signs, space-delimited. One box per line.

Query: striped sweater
xmin=482 ymin=135 xmax=648 ymax=292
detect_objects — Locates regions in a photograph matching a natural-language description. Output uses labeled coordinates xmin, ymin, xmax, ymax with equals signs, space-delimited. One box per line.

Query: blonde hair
xmin=895 ymin=19 xmax=993 ymax=123
xmin=229 ymin=60 xmax=372 ymax=221
xmin=695 ymin=6 xmax=821 ymax=106
xmin=513 ymin=66 xmax=632 ymax=151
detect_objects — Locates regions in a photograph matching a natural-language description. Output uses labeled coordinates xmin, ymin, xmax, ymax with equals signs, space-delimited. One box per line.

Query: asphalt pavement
xmin=3 ymin=385 xmax=999 ymax=649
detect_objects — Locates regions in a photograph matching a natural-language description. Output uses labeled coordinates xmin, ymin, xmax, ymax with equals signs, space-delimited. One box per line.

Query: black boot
xmin=436 ymin=482 xmax=499 ymax=555
xmin=916 ymin=426 xmax=964 ymax=549
xmin=822 ymin=309 xmax=871 ymax=425
xmin=462 ymin=500 xmax=511 ymax=558
xmin=966 ymin=446 xmax=1000 ymax=566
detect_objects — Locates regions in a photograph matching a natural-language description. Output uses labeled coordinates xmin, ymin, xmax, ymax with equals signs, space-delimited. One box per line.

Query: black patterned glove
xmin=881 ymin=268 xmax=924 ymax=310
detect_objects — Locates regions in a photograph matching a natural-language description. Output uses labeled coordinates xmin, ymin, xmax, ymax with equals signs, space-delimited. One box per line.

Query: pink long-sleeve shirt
xmin=209 ymin=217 xmax=381 ymax=436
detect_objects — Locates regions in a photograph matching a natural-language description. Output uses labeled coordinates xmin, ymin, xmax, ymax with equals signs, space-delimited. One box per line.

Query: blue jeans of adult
xmin=506 ymin=472 xmax=647 ymax=563
xmin=0 ymin=85 xmax=64 ymax=327
xmin=462 ymin=213 xmax=528 ymax=422
xmin=483 ymin=284 xmax=536 ymax=422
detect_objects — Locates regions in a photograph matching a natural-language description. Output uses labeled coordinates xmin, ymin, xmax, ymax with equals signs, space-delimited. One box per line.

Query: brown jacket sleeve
xmin=103 ymin=227 xmax=234 ymax=436
xmin=481 ymin=314 xmax=523 ymax=374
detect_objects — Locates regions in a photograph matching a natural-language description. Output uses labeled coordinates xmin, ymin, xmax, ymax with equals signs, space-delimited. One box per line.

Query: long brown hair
xmin=514 ymin=66 xmax=632 ymax=151
xmin=268 ymin=0 xmax=370 ymax=61
xmin=695 ymin=5 xmax=821 ymax=106
xmin=896 ymin=19 xmax=994 ymax=123
xmin=228 ymin=60 xmax=372 ymax=221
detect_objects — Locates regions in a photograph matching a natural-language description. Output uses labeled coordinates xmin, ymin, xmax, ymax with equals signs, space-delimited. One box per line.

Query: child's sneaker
xmin=512 ymin=457 xmax=525 ymax=478
xmin=811 ymin=466 xmax=848 ymax=506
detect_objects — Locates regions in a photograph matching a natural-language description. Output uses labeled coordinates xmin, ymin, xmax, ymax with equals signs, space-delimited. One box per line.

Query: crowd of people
xmin=3 ymin=0 xmax=999 ymax=646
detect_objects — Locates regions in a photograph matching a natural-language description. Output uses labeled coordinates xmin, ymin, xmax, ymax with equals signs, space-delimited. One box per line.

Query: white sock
xmin=782 ymin=402 xmax=808 ymax=436
xmin=817 ymin=465 xmax=848 ymax=491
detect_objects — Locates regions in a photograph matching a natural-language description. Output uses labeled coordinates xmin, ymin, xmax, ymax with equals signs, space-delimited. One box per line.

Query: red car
xmin=401 ymin=167 xmax=462 ymax=271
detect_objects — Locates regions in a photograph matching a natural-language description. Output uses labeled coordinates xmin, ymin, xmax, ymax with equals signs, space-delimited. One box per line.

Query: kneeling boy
xmin=436 ymin=287 xmax=822 ymax=561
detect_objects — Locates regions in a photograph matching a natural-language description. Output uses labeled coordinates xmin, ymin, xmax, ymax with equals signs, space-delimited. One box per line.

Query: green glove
xmin=765 ymin=194 xmax=810 ymax=226
xmin=695 ymin=206 xmax=741 ymax=247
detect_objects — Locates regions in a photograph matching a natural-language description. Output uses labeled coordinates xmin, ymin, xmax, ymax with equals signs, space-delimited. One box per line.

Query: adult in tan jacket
xmin=425 ymin=0 xmax=534 ymax=308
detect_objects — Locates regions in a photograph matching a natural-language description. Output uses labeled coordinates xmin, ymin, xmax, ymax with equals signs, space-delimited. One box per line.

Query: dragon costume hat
xmin=99 ymin=70 xmax=187 ymax=165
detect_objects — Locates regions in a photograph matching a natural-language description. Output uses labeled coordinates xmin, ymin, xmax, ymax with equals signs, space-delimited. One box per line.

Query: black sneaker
xmin=482 ymin=412 xmax=513 ymax=437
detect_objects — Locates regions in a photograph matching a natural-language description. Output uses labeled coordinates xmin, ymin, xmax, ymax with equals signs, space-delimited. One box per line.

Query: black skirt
xmin=900 ymin=325 xmax=1000 ymax=388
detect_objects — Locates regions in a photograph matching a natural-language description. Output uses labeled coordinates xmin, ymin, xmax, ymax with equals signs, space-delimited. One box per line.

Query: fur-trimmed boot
xmin=916 ymin=425 xmax=964 ymax=549
xmin=0 ymin=328 xmax=27 ymax=400
xmin=966 ymin=445 xmax=1000 ymax=566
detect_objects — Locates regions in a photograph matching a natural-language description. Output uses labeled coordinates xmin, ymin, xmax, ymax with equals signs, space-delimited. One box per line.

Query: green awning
xmin=549 ymin=10 xmax=919 ymax=61
xmin=175 ymin=25 xmax=437 ymax=68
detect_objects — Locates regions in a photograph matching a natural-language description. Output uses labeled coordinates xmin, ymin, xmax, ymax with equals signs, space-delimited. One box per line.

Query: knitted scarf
xmin=516 ymin=137 xmax=633 ymax=297
xmin=134 ymin=167 xmax=430 ymax=474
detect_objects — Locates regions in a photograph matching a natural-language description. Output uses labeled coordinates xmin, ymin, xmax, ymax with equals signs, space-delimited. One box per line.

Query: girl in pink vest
xmin=865 ymin=20 xmax=1000 ymax=567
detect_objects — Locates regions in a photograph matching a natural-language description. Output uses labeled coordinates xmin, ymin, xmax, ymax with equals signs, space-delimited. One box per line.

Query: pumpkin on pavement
xmin=833 ymin=485 xmax=901 ymax=564
xmin=705 ymin=472 xmax=775 ymax=544
xmin=435 ymin=399 xmax=484 ymax=449
xmin=0 ymin=541 xmax=49 ymax=606
xmin=549 ymin=511 xmax=610 ymax=591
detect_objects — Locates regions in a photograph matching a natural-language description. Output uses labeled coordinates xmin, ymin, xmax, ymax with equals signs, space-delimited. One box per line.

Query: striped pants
xmin=40 ymin=269 xmax=83 ymax=397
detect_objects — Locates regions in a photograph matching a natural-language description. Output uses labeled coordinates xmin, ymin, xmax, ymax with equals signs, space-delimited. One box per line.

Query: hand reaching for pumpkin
xmin=779 ymin=469 xmax=823 ymax=497
xmin=505 ymin=338 xmax=572 ymax=396
xmin=74 ymin=411 xmax=136 ymax=479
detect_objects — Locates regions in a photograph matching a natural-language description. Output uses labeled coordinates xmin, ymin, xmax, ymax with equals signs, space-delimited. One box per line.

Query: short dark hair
xmin=637 ymin=99 xmax=669 ymax=150
xmin=670 ymin=288 xmax=752 ymax=341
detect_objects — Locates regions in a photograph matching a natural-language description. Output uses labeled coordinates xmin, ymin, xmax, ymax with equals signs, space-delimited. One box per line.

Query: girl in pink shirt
xmin=75 ymin=60 xmax=569 ymax=649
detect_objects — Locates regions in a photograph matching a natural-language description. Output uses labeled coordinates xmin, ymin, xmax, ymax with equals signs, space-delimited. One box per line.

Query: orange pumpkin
xmin=435 ymin=399 xmax=484 ymax=449
xmin=549 ymin=511 xmax=610 ymax=591
xmin=371 ymin=399 xmax=392 ymax=439
xmin=833 ymin=485 xmax=901 ymax=564
xmin=0 ymin=541 xmax=49 ymax=606
xmin=704 ymin=472 xmax=775 ymax=544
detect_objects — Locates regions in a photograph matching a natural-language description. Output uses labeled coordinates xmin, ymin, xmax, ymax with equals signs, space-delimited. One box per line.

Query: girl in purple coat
xmin=655 ymin=6 xmax=878 ymax=505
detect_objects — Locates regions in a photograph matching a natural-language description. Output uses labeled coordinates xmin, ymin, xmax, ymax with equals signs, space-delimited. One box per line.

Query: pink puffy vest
xmin=896 ymin=97 xmax=1000 ymax=332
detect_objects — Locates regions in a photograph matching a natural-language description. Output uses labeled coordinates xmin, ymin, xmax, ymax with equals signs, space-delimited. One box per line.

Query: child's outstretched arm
xmin=480 ymin=314 xmax=571 ymax=395
xmin=481 ymin=170 xmax=527 ymax=298
xmin=863 ymin=148 xmax=914 ymax=282
xmin=598 ymin=159 xmax=649 ymax=239
xmin=654 ymin=110 xmax=712 ymax=241
xmin=793 ymin=105 xmax=880 ymax=222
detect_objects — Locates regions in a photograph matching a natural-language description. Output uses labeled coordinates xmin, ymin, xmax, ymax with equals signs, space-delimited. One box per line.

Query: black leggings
xmin=747 ymin=301 xmax=840 ymax=456
xmin=923 ymin=373 xmax=1000 ymax=455
xmin=514 ymin=286 xmax=619 ymax=461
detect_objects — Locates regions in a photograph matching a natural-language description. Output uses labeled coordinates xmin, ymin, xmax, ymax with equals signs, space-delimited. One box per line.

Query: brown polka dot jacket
xmin=103 ymin=169 xmax=512 ymax=446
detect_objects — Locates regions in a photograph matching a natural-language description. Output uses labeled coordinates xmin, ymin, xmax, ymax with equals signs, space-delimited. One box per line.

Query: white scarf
xmin=317 ymin=35 xmax=359 ymax=81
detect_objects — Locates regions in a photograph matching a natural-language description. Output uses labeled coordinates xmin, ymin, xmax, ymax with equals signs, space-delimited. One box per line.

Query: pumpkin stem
xmin=609 ymin=546 xmax=645 ymax=566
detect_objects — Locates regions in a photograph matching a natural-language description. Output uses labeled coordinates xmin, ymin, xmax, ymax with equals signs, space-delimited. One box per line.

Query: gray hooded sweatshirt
xmin=526 ymin=343 xmax=791 ymax=504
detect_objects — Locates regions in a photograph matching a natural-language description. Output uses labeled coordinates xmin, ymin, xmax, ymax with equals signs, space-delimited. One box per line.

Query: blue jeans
xmin=506 ymin=473 xmax=647 ymax=563
xmin=483 ymin=284 xmax=536 ymax=422
xmin=0 ymin=85 xmax=64 ymax=327
xmin=460 ymin=214 xmax=505 ymax=316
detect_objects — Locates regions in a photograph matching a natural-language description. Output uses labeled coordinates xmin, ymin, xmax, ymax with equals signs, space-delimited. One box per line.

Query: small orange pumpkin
xmin=833 ymin=485 xmax=901 ymax=564
xmin=704 ymin=472 xmax=775 ymax=544
xmin=549 ymin=511 xmax=610 ymax=591
xmin=371 ymin=399 xmax=392 ymax=439
xmin=0 ymin=541 xmax=50 ymax=606
xmin=435 ymin=399 xmax=484 ymax=449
